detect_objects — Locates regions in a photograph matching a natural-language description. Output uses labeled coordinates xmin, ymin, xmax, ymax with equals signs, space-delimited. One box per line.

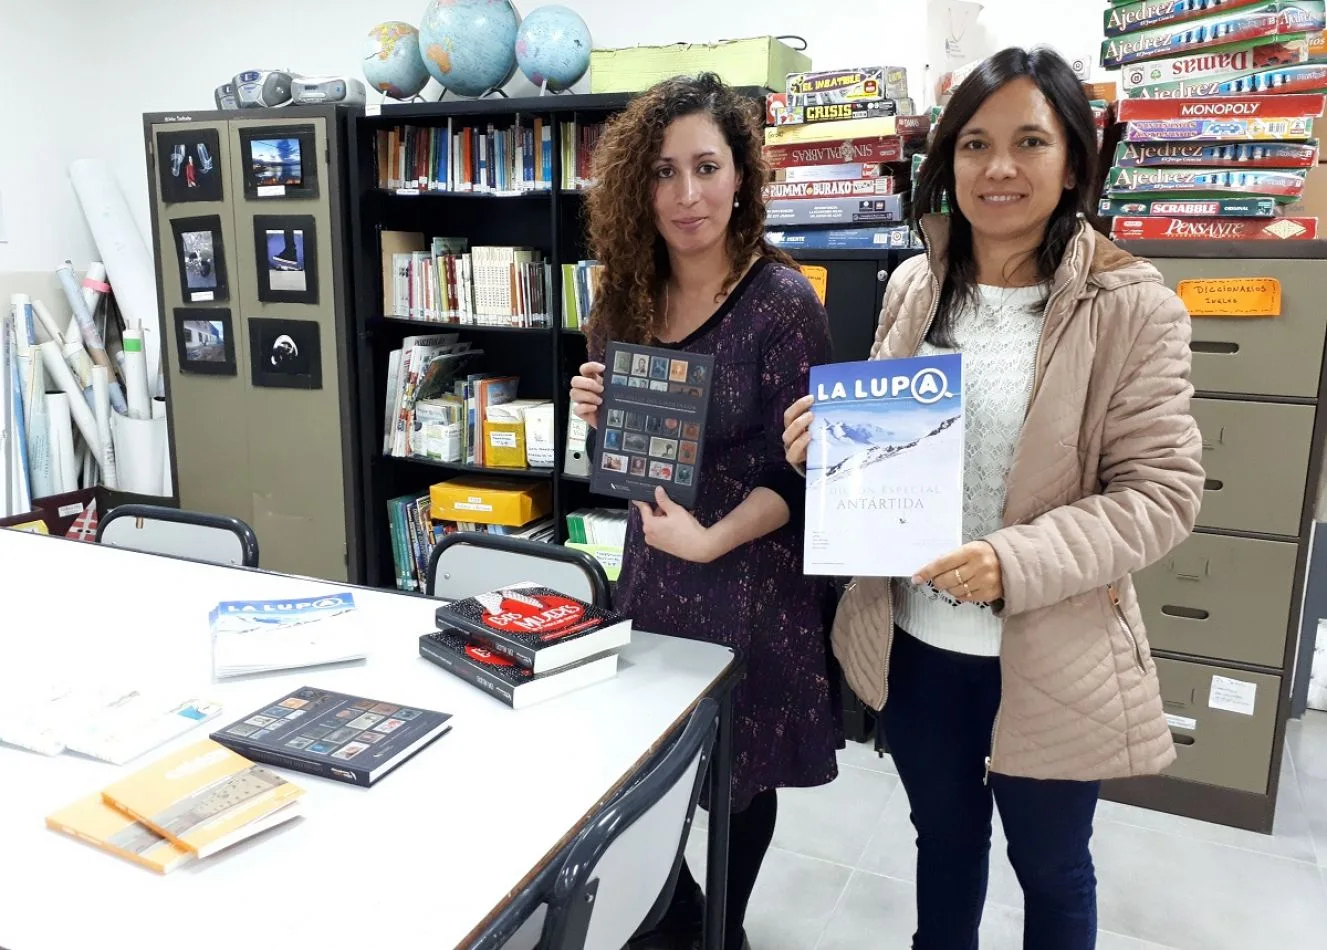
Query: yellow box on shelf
xmin=430 ymin=476 xmax=552 ymax=527
xmin=590 ymin=36 xmax=810 ymax=94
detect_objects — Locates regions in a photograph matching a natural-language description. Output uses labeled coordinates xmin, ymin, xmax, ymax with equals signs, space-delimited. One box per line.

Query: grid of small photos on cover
xmin=596 ymin=342 xmax=713 ymax=506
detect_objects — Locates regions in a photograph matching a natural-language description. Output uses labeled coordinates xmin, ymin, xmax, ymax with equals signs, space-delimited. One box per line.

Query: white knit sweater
xmin=893 ymin=283 xmax=1045 ymax=657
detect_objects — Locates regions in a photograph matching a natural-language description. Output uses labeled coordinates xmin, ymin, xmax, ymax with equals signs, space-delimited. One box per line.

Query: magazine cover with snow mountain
xmin=804 ymin=354 xmax=964 ymax=577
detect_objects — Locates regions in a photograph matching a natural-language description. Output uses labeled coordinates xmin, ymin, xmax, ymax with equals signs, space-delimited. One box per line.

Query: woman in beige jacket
xmin=782 ymin=48 xmax=1204 ymax=950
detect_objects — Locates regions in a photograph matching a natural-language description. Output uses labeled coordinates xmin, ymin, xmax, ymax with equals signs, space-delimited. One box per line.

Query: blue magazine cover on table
xmin=804 ymin=354 xmax=964 ymax=577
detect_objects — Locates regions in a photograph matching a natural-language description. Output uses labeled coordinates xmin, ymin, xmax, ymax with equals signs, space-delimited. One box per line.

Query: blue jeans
xmin=882 ymin=629 xmax=1100 ymax=950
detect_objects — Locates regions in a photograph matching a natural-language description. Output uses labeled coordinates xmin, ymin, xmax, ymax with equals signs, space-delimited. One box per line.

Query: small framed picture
xmin=253 ymin=214 xmax=318 ymax=304
xmin=170 ymin=215 xmax=229 ymax=303
xmin=248 ymin=317 xmax=322 ymax=389
xmin=173 ymin=308 xmax=235 ymax=375
xmin=156 ymin=128 xmax=223 ymax=204
xmin=238 ymin=124 xmax=318 ymax=200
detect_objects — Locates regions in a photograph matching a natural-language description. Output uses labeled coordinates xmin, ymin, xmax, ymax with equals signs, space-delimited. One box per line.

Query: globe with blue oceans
xmin=419 ymin=0 xmax=521 ymax=98
xmin=515 ymin=6 xmax=592 ymax=92
xmin=362 ymin=21 xmax=431 ymax=99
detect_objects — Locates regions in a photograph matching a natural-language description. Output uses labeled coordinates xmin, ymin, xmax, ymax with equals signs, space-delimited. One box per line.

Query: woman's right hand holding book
xmin=782 ymin=394 xmax=815 ymax=468
xmin=570 ymin=361 xmax=605 ymax=429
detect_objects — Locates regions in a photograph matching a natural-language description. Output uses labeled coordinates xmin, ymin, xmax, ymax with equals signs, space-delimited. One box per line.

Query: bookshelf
xmin=346 ymin=90 xmax=900 ymax=592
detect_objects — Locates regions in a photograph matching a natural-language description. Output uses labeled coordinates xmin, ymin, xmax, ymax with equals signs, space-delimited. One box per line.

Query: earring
xmin=733 ymin=196 xmax=740 ymax=208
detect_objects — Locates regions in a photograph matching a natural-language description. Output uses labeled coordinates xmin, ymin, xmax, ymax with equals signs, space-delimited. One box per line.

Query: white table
xmin=0 ymin=530 xmax=740 ymax=950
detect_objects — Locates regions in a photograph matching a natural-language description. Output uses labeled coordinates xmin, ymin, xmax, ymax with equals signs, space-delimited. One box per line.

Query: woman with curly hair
xmin=568 ymin=73 xmax=842 ymax=949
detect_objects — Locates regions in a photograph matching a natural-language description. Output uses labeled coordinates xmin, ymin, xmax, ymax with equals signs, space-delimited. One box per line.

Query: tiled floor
xmin=684 ymin=711 xmax=1327 ymax=950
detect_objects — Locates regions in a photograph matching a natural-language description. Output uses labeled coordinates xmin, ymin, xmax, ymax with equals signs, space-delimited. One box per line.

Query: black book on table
xmin=434 ymin=583 xmax=632 ymax=673
xmin=419 ymin=629 xmax=620 ymax=709
xmin=209 ymin=686 xmax=452 ymax=788
xmin=591 ymin=340 xmax=714 ymax=508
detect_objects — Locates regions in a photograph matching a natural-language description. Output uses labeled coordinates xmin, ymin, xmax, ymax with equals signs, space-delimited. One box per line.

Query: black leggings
xmin=668 ymin=788 xmax=779 ymax=947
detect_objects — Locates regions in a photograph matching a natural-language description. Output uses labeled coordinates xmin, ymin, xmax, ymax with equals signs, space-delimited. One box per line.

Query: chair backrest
xmin=426 ymin=532 xmax=611 ymax=608
xmin=97 ymin=504 xmax=260 ymax=568
xmin=538 ymin=699 xmax=719 ymax=950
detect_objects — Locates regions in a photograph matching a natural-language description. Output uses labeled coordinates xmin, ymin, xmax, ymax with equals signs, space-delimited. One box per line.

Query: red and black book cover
xmin=418 ymin=629 xmax=620 ymax=708
xmin=433 ymin=584 xmax=631 ymax=672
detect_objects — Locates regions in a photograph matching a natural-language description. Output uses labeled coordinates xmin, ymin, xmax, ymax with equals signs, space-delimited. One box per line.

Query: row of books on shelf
xmin=375 ymin=118 xmax=604 ymax=194
xmin=383 ymin=232 xmax=552 ymax=327
xmin=563 ymin=259 xmax=602 ymax=331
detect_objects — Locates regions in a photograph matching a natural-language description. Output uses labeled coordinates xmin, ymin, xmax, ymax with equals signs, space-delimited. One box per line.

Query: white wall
xmin=0 ymin=0 xmax=1107 ymax=277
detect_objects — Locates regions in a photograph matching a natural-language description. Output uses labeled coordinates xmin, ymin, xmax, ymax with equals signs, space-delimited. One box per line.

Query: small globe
xmin=363 ymin=21 xmax=431 ymax=99
xmin=516 ymin=6 xmax=592 ymax=92
xmin=419 ymin=0 xmax=521 ymax=98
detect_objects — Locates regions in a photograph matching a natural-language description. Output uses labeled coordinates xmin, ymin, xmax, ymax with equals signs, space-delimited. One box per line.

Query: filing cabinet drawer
xmin=1155 ymin=657 xmax=1279 ymax=795
xmin=1135 ymin=532 xmax=1298 ymax=667
xmin=1192 ymin=398 xmax=1314 ymax=536
xmin=1151 ymin=258 xmax=1327 ymax=398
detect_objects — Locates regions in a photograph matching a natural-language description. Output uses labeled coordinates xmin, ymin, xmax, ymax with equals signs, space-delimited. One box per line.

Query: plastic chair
xmin=426 ymin=532 xmax=611 ymax=608
xmin=469 ymin=699 xmax=718 ymax=950
xmin=97 ymin=503 xmax=259 ymax=568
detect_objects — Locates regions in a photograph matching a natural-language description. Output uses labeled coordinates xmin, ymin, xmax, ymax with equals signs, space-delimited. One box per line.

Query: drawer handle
xmin=1200 ymin=426 xmax=1226 ymax=451
xmin=1191 ymin=341 xmax=1239 ymax=355
xmin=1161 ymin=605 xmax=1209 ymax=621
xmin=1171 ymin=733 xmax=1196 ymax=746
xmin=1204 ymin=479 xmax=1224 ymax=491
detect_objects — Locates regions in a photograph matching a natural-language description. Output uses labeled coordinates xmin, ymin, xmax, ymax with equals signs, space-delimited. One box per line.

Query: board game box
xmin=1121 ymin=39 xmax=1307 ymax=89
xmin=785 ymin=67 xmax=909 ymax=102
xmin=1105 ymin=0 xmax=1272 ymax=38
xmin=1116 ymin=92 xmax=1326 ymax=120
xmin=765 ymin=194 xmax=908 ymax=226
xmin=764 ymin=114 xmax=931 ymax=146
xmin=1122 ymin=115 xmax=1316 ymax=139
xmin=1111 ymin=215 xmax=1319 ymax=239
xmin=1098 ymin=196 xmax=1280 ymax=215
xmin=1107 ymin=165 xmax=1308 ymax=199
xmin=1113 ymin=140 xmax=1320 ymax=166
xmin=773 ymin=162 xmax=890 ymax=182
xmin=763 ymin=135 xmax=923 ymax=169
xmin=763 ymin=178 xmax=897 ymax=200
xmin=765 ymin=225 xmax=922 ymax=250
xmin=1100 ymin=1 xmax=1325 ymax=70
xmin=1127 ymin=62 xmax=1327 ymax=96
xmin=766 ymin=94 xmax=908 ymax=126
xmin=593 ymin=342 xmax=714 ymax=508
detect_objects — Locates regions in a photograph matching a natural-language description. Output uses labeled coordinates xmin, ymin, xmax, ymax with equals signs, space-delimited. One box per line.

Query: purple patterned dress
xmin=590 ymin=259 xmax=842 ymax=811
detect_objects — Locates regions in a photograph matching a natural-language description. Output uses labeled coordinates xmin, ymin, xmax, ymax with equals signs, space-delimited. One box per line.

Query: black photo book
xmin=419 ymin=629 xmax=620 ymax=709
xmin=434 ymin=583 xmax=632 ymax=673
xmin=591 ymin=340 xmax=714 ymax=508
xmin=210 ymin=686 xmax=452 ymax=787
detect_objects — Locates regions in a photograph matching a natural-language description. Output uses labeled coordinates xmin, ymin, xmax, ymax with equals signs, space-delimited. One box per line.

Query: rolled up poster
xmin=45 ymin=392 xmax=77 ymax=494
xmin=37 ymin=340 xmax=102 ymax=468
xmin=92 ymin=366 xmax=117 ymax=489
xmin=68 ymin=160 xmax=162 ymax=399
xmin=31 ymin=299 xmax=67 ymax=348
xmin=152 ymin=397 xmax=172 ymax=496
xmin=56 ymin=261 xmax=109 ymax=369
xmin=122 ymin=323 xmax=151 ymax=420
xmin=111 ymin=412 xmax=164 ymax=496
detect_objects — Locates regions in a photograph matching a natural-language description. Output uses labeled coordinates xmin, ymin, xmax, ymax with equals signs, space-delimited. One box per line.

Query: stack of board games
xmin=1100 ymin=0 xmax=1327 ymax=240
xmin=762 ymin=67 xmax=930 ymax=252
xmin=421 ymin=583 xmax=632 ymax=709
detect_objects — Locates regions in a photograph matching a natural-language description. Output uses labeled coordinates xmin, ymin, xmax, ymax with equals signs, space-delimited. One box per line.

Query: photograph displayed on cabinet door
xmin=156 ymin=128 xmax=223 ymax=203
xmin=248 ymin=316 xmax=322 ymax=390
xmin=174 ymin=307 xmax=237 ymax=376
xmin=252 ymin=214 xmax=318 ymax=304
xmin=170 ymin=215 xmax=229 ymax=303
xmin=238 ymin=125 xmax=318 ymax=200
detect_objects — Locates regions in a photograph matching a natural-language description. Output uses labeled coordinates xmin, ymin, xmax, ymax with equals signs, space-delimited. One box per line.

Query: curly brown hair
xmin=584 ymin=72 xmax=795 ymax=346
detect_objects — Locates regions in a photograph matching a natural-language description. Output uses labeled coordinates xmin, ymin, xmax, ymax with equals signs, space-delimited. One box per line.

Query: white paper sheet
xmin=45 ymin=392 xmax=77 ymax=494
xmin=111 ymin=412 xmax=164 ymax=496
xmin=68 ymin=160 xmax=162 ymax=399
xmin=37 ymin=340 xmax=102 ymax=468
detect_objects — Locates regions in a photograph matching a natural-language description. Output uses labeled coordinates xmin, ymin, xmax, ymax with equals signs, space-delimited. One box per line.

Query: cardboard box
xmin=590 ymin=37 xmax=810 ymax=94
xmin=1110 ymin=215 xmax=1319 ymax=239
xmin=429 ymin=476 xmax=551 ymax=527
xmin=764 ymin=193 xmax=907 ymax=227
xmin=785 ymin=67 xmax=909 ymax=102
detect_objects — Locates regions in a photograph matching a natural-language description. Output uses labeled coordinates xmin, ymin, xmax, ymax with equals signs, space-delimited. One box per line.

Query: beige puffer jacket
xmin=832 ymin=213 xmax=1205 ymax=781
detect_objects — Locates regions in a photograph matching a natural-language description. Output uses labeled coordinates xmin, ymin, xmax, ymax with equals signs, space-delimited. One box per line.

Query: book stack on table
xmin=420 ymin=583 xmax=632 ymax=709
xmin=761 ymin=67 xmax=930 ymax=252
xmin=1099 ymin=0 xmax=1327 ymax=241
